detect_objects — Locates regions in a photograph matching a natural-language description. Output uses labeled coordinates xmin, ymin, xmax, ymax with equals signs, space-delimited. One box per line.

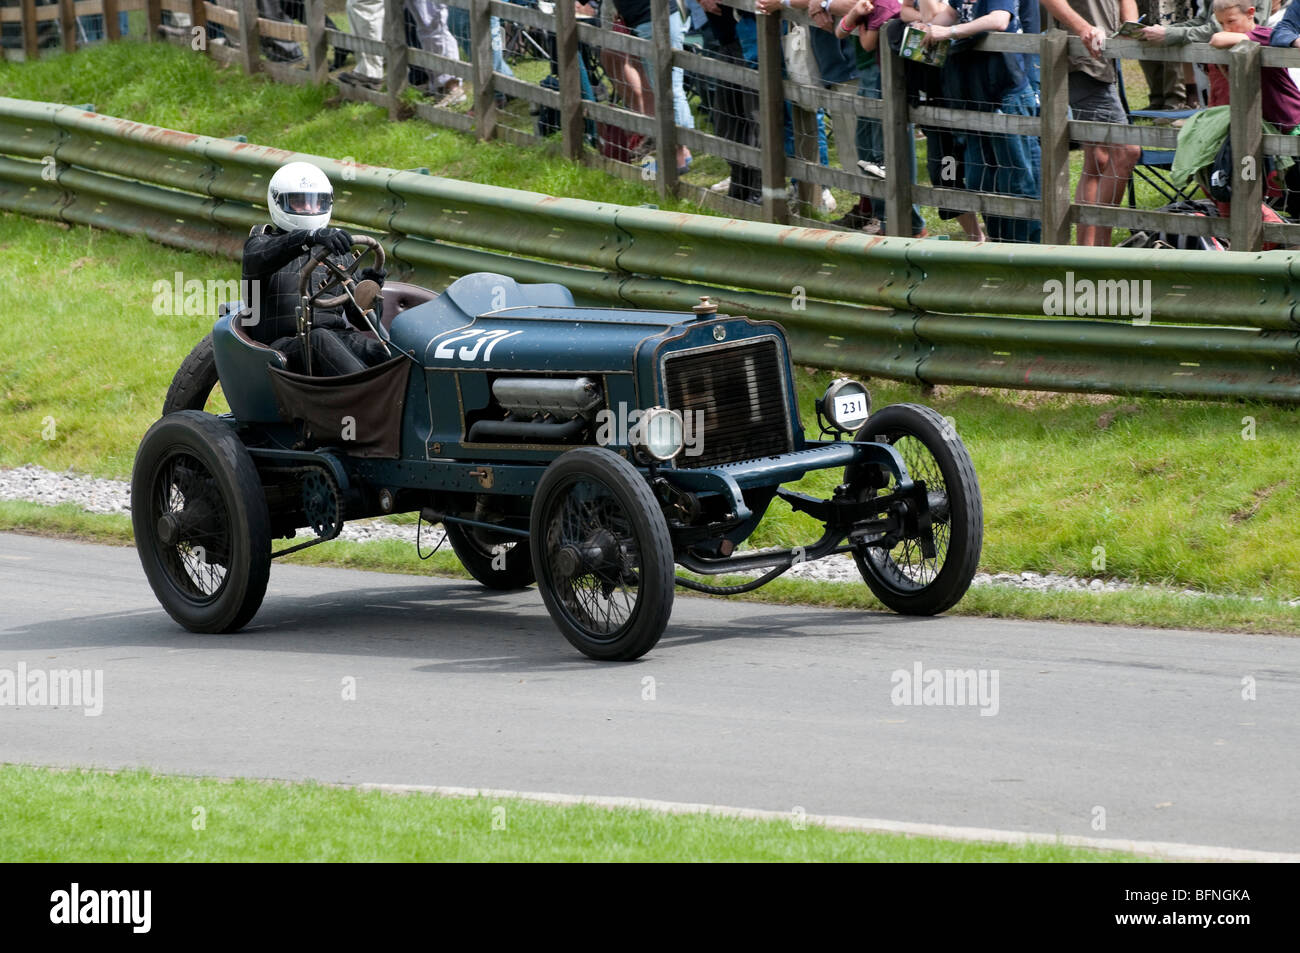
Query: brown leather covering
xmin=267 ymin=355 xmax=411 ymax=459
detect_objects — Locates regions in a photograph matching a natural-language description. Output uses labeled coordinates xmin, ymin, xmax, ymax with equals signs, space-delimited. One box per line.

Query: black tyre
xmin=444 ymin=522 xmax=535 ymax=590
xmin=530 ymin=447 xmax=674 ymax=661
xmin=131 ymin=410 xmax=272 ymax=633
xmin=162 ymin=333 xmax=220 ymax=416
xmin=846 ymin=403 xmax=982 ymax=615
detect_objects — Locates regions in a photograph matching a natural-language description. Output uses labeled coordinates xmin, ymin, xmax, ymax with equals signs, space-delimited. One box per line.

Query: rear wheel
xmin=444 ymin=522 xmax=535 ymax=590
xmin=530 ymin=448 xmax=674 ymax=661
xmin=846 ymin=403 xmax=982 ymax=615
xmin=162 ymin=333 xmax=222 ymax=415
xmin=131 ymin=411 xmax=271 ymax=633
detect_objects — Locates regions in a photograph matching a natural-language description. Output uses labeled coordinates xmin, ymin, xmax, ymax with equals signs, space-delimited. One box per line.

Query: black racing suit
xmin=241 ymin=225 xmax=388 ymax=376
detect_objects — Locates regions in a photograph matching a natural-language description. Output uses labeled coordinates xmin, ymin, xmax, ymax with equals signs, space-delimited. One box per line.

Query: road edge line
xmin=352 ymin=781 xmax=1298 ymax=862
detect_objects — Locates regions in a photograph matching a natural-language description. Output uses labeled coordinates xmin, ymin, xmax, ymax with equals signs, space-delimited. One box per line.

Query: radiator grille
xmin=664 ymin=338 xmax=794 ymax=469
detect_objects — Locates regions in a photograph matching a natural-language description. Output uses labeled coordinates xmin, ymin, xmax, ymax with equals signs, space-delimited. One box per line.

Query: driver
xmin=242 ymin=161 xmax=389 ymax=376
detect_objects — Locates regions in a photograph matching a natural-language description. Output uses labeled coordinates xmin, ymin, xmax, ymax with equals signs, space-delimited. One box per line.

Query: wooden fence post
xmin=104 ymin=0 xmax=121 ymax=41
xmin=20 ymin=0 xmax=38 ymax=60
xmin=879 ymin=24 xmax=911 ymax=237
xmin=650 ymin=2 xmax=678 ymax=196
xmin=1038 ymin=30 xmax=1072 ymax=245
xmin=384 ymin=0 xmax=408 ymax=119
xmin=757 ymin=12 xmax=787 ymax=224
xmin=471 ymin=0 xmax=497 ymax=140
xmin=192 ymin=0 xmax=208 ymax=50
xmin=555 ymin=0 xmax=584 ymax=161
xmin=1229 ymin=40 xmax=1263 ymax=252
xmin=237 ymin=0 xmax=260 ymax=73
xmin=147 ymin=0 xmax=162 ymax=39
xmin=304 ymin=0 xmax=325 ymax=80
xmin=59 ymin=0 xmax=76 ymax=52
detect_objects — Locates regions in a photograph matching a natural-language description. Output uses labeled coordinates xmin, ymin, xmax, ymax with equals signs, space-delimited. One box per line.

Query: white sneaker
xmin=859 ymin=160 xmax=886 ymax=179
xmin=709 ymin=176 xmax=731 ymax=193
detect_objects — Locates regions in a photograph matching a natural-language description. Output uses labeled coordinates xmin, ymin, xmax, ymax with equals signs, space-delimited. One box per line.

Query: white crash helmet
xmin=267 ymin=161 xmax=334 ymax=232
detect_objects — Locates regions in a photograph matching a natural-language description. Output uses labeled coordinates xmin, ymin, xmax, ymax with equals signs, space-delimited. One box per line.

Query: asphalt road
xmin=2 ymin=532 xmax=1297 ymax=854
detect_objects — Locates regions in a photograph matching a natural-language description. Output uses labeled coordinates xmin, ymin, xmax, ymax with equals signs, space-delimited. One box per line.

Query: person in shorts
xmin=1042 ymin=0 xmax=1143 ymax=245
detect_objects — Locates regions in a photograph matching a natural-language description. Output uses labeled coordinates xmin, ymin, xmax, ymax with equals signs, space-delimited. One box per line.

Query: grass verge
xmin=0 ymin=764 xmax=1142 ymax=861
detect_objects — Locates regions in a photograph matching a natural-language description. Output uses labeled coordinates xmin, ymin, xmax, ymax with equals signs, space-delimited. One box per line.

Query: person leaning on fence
xmin=1040 ymin=0 xmax=1142 ymax=246
xmin=1209 ymin=0 xmax=1300 ymax=215
xmin=920 ymin=0 xmax=1042 ymax=242
xmin=828 ymin=0 xmax=931 ymax=234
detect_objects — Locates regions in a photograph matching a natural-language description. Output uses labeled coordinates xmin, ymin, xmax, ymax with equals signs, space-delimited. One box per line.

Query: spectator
xmin=1269 ymin=0 xmax=1300 ymax=43
xmin=697 ymin=0 xmax=763 ymax=202
xmin=340 ymin=0 xmax=386 ymax=90
xmin=1138 ymin=0 xmax=1189 ymax=108
xmin=408 ymin=0 xmax=466 ymax=105
xmin=611 ymin=0 xmax=696 ymax=172
xmin=823 ymin=0 xmax=929 ymax=234
xmin=1041 ymin=0 xmax=1142 ymax=246
xmin=923 ymin=0 xmax=1041 ymax=242
xmin=1210 ymin=0 xmax=1299 ymax=128
xmin=77 ymin=10 xmax=129 ymax=42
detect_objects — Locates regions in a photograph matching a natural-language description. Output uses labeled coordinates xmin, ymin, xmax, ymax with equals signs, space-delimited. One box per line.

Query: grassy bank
xmin=0 ymin=764 xmax=1139 ymax=862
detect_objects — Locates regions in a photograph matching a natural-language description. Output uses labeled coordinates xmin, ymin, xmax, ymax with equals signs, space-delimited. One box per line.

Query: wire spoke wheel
xmin=847 ymin=404 xmax=982 ymax=616
xmin=531 ymin=448 xmax=673 ymax=661
xmin=132 ymin=411 xmax=271 ymax=633
xmin=150 ymin=452 xmax=232 ymax=603
xmin=865 ymin=434 xmax=952 ymax=592
xmin=546 ymin=480 xmax=641 ymax=637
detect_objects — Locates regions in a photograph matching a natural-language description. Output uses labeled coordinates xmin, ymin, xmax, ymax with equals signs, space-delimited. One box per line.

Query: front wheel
xmin=846 ymin=403 xmax=982 ymax=616
xmin=131 ymin=410 xmax=271 ymax=633
xmin=530 ymin=447 xmax=674 ymax=661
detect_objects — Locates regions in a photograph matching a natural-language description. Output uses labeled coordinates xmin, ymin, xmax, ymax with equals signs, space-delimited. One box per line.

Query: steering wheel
xmin=298 ymin=234 xmax=387 ymax=310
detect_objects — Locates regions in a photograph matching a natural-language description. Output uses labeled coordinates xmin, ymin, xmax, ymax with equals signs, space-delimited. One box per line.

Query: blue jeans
xmin=77 ymin=13 xmax=129 ymax=41
xmin=735 ymin=16 xmax=827 ymax=169
xmin=632 ymin=13 xmax=695 ymax=130
xmin=491 ymin=16 xmax=514 ymax=79
xmin=857 ymin=54 xmax=924 ymax=234
xmin=964 ymin=84 xmax=1041 ymax=243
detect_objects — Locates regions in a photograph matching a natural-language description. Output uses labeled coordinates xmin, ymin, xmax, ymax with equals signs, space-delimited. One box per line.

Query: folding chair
xmin=1115 ymin=65 xmax=1201 ymax=208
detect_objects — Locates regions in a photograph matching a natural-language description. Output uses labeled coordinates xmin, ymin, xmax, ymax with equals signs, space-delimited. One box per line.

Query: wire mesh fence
xmin=5 ymin=0 xmax=1300 ymax=249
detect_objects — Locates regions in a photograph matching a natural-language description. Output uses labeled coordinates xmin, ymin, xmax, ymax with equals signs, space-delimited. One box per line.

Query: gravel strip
xmin=0 ymin=464 xmax=1286 ymax=602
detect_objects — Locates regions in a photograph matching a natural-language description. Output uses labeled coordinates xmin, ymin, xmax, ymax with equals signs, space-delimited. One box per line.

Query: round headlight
xmin=821 ymin=378 xmax=872 ymax=433
xmin=637 ymin=407 xmax=685 ymax=461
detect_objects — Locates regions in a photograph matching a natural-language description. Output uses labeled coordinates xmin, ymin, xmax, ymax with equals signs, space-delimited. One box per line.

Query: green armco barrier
xmin=4 ymin=96 xmax=1300 ymax=399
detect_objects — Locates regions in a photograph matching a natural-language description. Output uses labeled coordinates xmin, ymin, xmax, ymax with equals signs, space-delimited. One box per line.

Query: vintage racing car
xmin=132 ymin=237 xmax=983 ymax=660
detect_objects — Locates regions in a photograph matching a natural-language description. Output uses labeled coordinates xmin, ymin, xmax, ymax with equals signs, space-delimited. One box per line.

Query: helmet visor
xmin=279 ymin=191 xmax=333 ymax=216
